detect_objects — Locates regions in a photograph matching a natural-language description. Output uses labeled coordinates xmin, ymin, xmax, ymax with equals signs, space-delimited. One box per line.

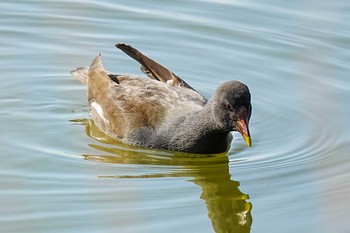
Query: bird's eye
xmin=224 ymin=102 xmax=234 ymax=112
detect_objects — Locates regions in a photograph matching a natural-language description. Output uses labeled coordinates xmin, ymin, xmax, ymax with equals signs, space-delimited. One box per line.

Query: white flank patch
xmin=91 ymin=102 xmax=109 ymax=123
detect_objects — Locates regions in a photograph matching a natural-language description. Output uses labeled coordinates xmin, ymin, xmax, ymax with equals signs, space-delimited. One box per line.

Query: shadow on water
xmin=72 ymin=119 xmax=253 ymax=233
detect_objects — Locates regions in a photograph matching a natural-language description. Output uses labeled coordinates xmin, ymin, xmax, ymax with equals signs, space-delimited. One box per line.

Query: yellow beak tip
xmin=243 ymin=135 xmax=252 ymax=147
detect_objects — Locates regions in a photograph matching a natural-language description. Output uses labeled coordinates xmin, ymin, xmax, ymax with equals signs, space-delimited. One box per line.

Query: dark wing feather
xmin=115 ymin=43 xmax=198 ymax=92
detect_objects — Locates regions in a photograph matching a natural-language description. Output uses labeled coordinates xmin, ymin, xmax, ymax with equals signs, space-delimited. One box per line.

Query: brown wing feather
xmin=84 ymin=51 xmax=206 ymax=143
xmin=86 ymin=54 xmax=169 ymax=140
xmin=115 ymin=43 xmax=198 ymax=92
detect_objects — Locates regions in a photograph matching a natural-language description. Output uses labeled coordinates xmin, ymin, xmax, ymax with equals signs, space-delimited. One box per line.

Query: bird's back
xmin=72 ymin=54 xmax=206 ymax=143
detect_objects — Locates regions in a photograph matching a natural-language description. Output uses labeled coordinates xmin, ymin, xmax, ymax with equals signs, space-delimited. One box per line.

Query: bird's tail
xmin=70 ymin=67 xmax=89 ymax=85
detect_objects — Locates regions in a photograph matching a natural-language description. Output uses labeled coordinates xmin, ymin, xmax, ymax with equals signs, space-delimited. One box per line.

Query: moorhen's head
xmin=211 ymin=81 xmax=252 ymax=147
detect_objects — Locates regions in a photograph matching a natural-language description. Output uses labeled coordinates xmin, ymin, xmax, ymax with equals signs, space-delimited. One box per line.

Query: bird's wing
xmin=115 ymin=43 xmax=204 ymax=98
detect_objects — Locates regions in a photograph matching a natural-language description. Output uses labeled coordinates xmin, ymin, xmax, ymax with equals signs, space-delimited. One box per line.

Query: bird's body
xmin=71 ymin=43 xmax=252 ymax=154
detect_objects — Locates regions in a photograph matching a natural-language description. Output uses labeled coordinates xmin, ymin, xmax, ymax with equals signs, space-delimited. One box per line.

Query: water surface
xmin=1 ymin=1 xmax=350 ymax=233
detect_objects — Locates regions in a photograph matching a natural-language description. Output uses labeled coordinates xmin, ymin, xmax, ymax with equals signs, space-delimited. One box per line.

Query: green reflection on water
xmin=73 ymin=119 xmax=252 ymax=233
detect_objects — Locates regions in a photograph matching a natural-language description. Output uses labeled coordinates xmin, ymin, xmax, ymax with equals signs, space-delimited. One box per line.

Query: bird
xmin=71 ymin=43 xmax=252 ymax=154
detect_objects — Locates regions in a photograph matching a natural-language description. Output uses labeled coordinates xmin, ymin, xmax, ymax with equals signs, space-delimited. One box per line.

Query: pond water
xmin=1 ymin=1 xmax=350 ymax=233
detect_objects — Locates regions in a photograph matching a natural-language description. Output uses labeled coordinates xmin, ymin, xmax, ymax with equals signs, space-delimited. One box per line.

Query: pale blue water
xmin=1 ymin=1 xmax=350 ymax=233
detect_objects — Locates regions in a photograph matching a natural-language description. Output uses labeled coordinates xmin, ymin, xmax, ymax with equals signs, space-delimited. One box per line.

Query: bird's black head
xmin=211 ymin=81 xmax=252 ymax=147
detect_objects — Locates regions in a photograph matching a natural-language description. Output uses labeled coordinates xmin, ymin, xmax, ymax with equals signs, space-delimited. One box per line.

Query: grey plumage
xmin=71 ymin=43 xmax=252 ymax=154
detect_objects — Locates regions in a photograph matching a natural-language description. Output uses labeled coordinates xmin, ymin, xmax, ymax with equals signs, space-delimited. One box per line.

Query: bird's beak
xmin=236 ymin=116 xmax=252 ymax=147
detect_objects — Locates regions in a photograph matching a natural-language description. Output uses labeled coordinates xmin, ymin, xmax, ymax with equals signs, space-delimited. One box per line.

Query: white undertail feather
xmin=90 ymin=101 xmax=109 ymax=124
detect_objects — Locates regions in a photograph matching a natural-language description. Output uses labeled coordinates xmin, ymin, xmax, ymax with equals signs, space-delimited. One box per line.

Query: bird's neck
xmin=176 ymin=104 xmax=230 ymax=154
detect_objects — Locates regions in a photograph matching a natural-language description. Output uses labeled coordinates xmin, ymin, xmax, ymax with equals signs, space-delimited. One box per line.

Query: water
xmin=1 ymin=1 xmax=350 ymax=232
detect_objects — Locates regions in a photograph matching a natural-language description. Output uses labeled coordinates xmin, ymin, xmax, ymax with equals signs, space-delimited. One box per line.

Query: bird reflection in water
xmin=72 ymin=119 xmax=252 ymax=233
